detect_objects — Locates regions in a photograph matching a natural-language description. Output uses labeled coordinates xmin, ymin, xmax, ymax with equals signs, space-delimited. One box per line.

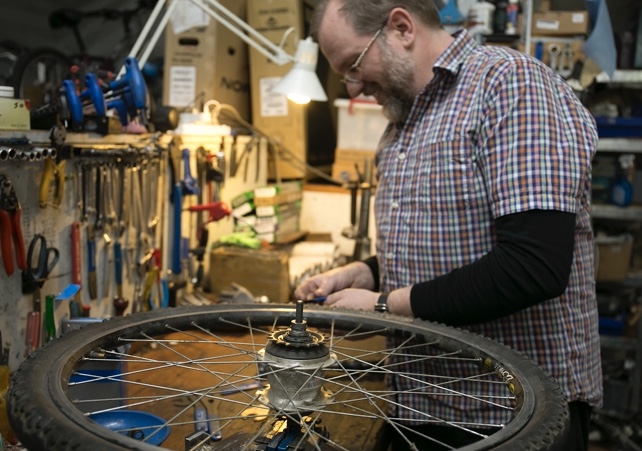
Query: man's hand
xmin=293 ymin=261 xmax=375 ymax=301
xmin=323 ymin=288 xmax=379 ymax=311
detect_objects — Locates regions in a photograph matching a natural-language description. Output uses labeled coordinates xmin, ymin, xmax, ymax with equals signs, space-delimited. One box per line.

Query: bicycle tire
xmin=8 ymin=304 xmax=569 ymax=451
xmin=11 ymin=47 xmax=72 ymax=109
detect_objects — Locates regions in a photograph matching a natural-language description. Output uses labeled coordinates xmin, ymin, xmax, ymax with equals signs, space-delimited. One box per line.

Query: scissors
xmin=22 ymin=235 xmax=59 ymax=309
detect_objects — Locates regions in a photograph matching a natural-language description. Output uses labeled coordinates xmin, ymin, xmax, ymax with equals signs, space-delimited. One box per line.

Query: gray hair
xmin=310 ymin=0 xmax=442 ymax=39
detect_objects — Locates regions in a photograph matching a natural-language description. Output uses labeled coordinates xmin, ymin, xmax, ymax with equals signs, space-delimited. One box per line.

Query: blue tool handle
xmin=106 ymin=98 xmax=129 ymax=125
xmin=182 ymin=149 xmax=200 ymax=196
xmin=81 ymin=73 xmax=106 ymax=117
xmin=110 ymin=57 xmax=147 ymax=110
xmin=63 ymin=79 xmax=83 ymax=127
xmin=87 ymin=238 xmax=96 ymax=272
xmin=172 ymin=183 xmax=182 ymax=274
xmin=535 ymin=41 xmax=544 ymax=61
xmin=114 ymin=242 xmax=123 ymax=286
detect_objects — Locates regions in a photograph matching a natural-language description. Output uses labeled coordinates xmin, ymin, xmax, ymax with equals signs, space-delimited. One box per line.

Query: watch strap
xmin=375 ymin=293 xmax=389 ymax=313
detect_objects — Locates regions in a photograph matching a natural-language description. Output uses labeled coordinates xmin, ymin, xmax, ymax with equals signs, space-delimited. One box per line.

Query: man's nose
xmin=346 ymin=81 xmax=365 ymax=98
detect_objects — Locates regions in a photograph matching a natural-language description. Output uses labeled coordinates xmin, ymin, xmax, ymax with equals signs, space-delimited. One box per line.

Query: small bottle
xmin=493 ymin=0 xmax=508 ymax=35
xmin=610 ymin=154 xmax=635 ymax=207
xmin=505 ymin=0 xmax=519 ymax=35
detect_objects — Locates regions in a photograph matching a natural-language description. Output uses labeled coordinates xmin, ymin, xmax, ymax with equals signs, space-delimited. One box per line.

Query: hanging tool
xmin=547 ymin=43 xmax=574 ymax=79
xmin=113 ymin=238 xmax=128 ymax=315
xmin=38 ymin=157 xmax=66 ymax=209
xmin=185 ymin=202 xmax=231 ymax=288
xmin=44 ymin=294 xmax=57 ymax=343
xmin=21 ymin=234 xmax=59 ymax=353
xmin=21 ymin=234 xmax=59 ymax=296
xmin=181 ymin=148 xmax=200 ymax=196
xmin=0 ymin=174 xmax=27 ymax=276
xmin=70 ymin=221 xmax=86 ymax=317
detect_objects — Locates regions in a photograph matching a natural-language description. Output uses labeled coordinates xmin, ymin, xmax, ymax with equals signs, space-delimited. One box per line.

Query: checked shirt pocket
xmin=412 ymin=139 xmax=475 ymax=215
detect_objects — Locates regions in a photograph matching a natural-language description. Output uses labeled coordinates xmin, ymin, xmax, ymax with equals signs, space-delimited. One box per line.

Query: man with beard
xmin=294 ymin=0 xmax=602 ymax=450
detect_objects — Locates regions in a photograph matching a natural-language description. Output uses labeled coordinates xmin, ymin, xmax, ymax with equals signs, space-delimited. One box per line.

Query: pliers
xmin=0 ymin=174 xmax=26 ymax=276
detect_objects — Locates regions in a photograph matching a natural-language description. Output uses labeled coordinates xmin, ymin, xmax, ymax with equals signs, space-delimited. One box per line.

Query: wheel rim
xmin=8 ymin=303 xmax=567 ymax=451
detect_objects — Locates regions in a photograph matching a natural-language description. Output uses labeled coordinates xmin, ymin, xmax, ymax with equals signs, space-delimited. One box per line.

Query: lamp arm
xmin=121 ymin=0 xmax=295 ymax=78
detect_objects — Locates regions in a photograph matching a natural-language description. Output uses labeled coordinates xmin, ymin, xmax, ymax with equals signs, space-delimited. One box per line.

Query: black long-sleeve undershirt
xmin=363 ymin=209 xmax=577 ymax=326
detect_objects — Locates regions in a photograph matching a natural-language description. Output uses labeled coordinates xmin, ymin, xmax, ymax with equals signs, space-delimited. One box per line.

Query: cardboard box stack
xmin=162 ymin=0 xmax=250 ymax=119
xmin=232 ymin=180 xmax=303 ymax=244
xmin=247 ymin=0 xmax=336 ymax=179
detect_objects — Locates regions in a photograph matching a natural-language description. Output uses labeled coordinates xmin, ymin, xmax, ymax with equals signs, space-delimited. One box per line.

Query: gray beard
xmin=379 ymin=39 xmax=416 ymax=124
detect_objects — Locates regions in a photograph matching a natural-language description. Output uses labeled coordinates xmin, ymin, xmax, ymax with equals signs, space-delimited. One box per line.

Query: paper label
xmin=571 ymin=13 xmax=585 ymax=24
xmin=259 ymin=77 xmax=288 ymax=117
xmin=168 ymin=66 xmax=197 ymax=107
xmin=535 ymin=19 xmax=560 ymax=30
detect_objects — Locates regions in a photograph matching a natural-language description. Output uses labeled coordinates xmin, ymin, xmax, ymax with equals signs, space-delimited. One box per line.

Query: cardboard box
xmin=247 ymin=0 xmax=336 ymax=179
xmin=595 ymin=234 xmax=634 ymax=282
xmin=0 ymin=98 xmax=30 ymax=130
xmin=531 ymin=11 xmax=589 ymax=36
xmin=334 ymin=98 xmax=389 ymax=151
xmin=331 ymin=153 xmax=375 ymax=183
xmin=163 ymin=0 xmax=250 ymax=119
xmin=210 ymin=246 xmax=291 ymax=302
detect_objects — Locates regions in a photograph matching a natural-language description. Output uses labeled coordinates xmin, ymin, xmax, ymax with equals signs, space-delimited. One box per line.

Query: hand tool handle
xmin=0 ymin=210 xmax=14 ymax=275
xmin=45 ymin=295 xmax=56 ymax=342
xmin=25 ymin=312 xmax=40 ymax=355
xmin=87 ymin=228 xmax=97 ymax=300
xmin=114 ymin=242 xmax=123 ymax=287
xmin=39 ymin=159 xmax=55 ymax=208
xmin=71 ymin=222 xmax=81 ymax=285
xmin=172 ymin=183 xmax=182 ymax=274
xmin=11 ymin=209 xmax=26 ymax=271
xmin=87 ymin=234 xmax=96 ymax=273
xmin=53 ymin=160 xmax=66 ymax=208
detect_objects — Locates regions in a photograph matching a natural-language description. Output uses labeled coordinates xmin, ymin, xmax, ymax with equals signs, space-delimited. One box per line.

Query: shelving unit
xmin=593 ymin=134 xmax=642 ymax=415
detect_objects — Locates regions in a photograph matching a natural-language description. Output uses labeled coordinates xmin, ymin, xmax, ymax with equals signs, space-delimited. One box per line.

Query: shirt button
xmin=398 ymin=153 xmax=406 ymax=161
xmin=391 ymin=201 xmax=399 ymax=209
xmin=386 ymin=253 xmax=394 ymax=259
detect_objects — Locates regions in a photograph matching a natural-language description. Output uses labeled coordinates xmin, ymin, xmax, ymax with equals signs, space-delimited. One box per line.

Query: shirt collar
xmin=432 ymin=28 xmax=478 ymax=79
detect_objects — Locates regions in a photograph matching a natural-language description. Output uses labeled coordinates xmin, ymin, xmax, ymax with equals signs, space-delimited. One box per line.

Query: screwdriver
xmin=45 ymin=294 xmax=56 ymax=342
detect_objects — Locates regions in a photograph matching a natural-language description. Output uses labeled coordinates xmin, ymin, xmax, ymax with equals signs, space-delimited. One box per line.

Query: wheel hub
xmin=258 ymin=301 xmax=336 ymax=412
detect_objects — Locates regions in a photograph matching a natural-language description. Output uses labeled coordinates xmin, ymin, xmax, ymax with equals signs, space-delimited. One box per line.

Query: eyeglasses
xmin=341 ymin=26 xmax=384 ymax=85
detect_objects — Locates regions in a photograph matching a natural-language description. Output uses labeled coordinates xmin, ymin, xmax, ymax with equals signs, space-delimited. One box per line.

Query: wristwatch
xmin=375 ymin=293 xmax=389 ymax=313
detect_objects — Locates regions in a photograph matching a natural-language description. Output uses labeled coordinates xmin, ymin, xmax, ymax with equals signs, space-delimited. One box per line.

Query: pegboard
xmin=0 ymin=131 xmax=268 ymax=371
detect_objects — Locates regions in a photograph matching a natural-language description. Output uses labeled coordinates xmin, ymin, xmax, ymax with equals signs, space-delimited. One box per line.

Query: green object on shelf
xmin=216 ymin=232 xmax=262 ymax=250
xmin=45 ymin=295 xmax=56 ymax=342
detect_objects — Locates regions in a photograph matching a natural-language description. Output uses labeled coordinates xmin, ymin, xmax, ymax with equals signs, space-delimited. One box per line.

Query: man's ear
xmin=387 ymin=7 xmax=416 ymax=48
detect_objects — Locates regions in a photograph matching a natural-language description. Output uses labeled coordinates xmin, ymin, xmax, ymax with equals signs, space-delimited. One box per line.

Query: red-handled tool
xmin=0 ymin=174 xmax=26 ymax=275
xmin=71 ymin=222 xmax=81 ymax=285
xmin=24 ymin=312 xmax=40 ymax=357
xmin=70 ymin=222 xmax=87 ymax=317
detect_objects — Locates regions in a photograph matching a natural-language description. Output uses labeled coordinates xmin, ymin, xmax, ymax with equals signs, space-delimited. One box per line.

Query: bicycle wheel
xmin=11 ymin=47 xmax=72 ymax=109
xmin=8 ymin=303 xmax=569 ymax=451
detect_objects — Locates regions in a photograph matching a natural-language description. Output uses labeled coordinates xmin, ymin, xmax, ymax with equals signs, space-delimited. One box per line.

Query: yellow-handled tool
xmin=38 ymin=159 xmax=66 ymax=208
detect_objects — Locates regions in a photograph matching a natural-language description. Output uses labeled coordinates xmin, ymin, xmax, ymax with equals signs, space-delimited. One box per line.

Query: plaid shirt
xmin=375 ymin=30 xmax=602 ymax=425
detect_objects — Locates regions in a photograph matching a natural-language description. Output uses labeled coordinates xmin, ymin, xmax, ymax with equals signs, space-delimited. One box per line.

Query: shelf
xmin=0 ymin=129 xmax=169 ymax=149
xmin=600 ymin=334 xmax=641 ymax=351
xmin=596 ymin=70 xmax=642 ymax=86
xmin=592 ymin=204 xmax=642 ymax=220
xmin=597 ymin=138 xmax=642 ymax=153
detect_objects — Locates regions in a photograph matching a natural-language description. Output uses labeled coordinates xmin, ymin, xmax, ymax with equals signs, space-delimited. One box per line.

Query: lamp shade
xmin=272 ymin=37 xmax=328 ymax=104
